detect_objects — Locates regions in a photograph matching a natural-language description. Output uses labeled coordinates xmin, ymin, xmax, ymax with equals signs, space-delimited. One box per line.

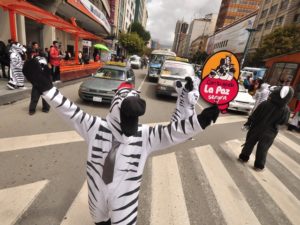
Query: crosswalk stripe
xmin=277 ymin=133 xmax=300 ymax=154
xmin=151 ymin=153 xmax=190 ymax=225
xmin=269 ymin=145 xmax=300 ymax=180
xmin=224 ymin=139 xmax=300 ymax=225
xmin=0 ymin=116 xmax=246 ymax=153
xmin=194 ymin=145 xmax=261 ymax=225
xmin=0 ymin=180 xmax=49 ymax=225
xmin=283 ymin=130 xmax=300 ymax=141
xmin=60 ymin=182 xmax=93 ymax=225
xmin=0 ymin=131 xmax=83 ymax=153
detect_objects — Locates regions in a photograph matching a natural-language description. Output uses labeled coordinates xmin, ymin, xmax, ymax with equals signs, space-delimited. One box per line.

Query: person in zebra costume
xmin=7 ymin=42 xmax=27 ymax=90
xmin=171 ymin=76 xmax=200 ymax=122
xmin=23 ymin=57 xmax=219 ymax=225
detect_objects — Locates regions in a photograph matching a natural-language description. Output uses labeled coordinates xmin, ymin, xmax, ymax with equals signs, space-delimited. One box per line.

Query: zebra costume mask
xmin=23 ymin=58 xmax=214 ymax=225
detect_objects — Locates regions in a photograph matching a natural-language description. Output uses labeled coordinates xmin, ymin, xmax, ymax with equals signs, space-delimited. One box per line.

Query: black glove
xmin=175 ymin=80 xmax=182 ymax=88
xmin=184 ymin=76 xmax=193 ymax=92
xmin=23 ymin=57 xmax=53 ymax=94
xmin=197 ymin=105 xmax=220 ymax=129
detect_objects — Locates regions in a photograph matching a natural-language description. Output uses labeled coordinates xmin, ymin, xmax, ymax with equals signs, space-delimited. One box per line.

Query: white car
xmin=129 ymin=55 xmax=141 ymax=69
xmin=228 ymin=84 xmax=255 ymax=114
xmin=156 ymin=59 xmax=195 ymax=97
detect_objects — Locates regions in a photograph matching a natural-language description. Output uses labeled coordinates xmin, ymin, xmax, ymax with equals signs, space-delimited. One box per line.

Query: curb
xmin=0 ymin=77 xmax=89 ymax=106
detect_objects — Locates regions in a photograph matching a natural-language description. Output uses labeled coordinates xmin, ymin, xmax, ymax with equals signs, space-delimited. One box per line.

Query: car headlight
xmin=80 ymin=86 xmax=89 ymax=92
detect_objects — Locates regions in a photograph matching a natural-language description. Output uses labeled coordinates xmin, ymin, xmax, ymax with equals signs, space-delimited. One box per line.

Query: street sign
xmin=199 ymin=50 xmax=240 ymax=113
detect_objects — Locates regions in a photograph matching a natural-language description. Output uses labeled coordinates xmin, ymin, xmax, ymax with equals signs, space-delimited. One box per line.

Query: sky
xmin=146 ymin=0 xmax=222 ymax=47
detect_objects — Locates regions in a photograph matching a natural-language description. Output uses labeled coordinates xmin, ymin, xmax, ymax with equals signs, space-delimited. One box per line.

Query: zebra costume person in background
xmin=7 ymin=42 xmax=27 ymax=90
xmin=171 ymin=76 xmax=200 ymax=122
xmin=23 ymin=58 xmax=219 ymax=225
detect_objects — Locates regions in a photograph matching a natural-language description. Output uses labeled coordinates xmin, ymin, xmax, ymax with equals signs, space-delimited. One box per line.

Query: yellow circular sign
xmin=202 ymin=51 xmax=240 ymax=80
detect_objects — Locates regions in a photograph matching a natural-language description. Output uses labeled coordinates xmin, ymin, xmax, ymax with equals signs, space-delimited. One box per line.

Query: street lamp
xmin=240 ymin=28 xmax=256 ymax=68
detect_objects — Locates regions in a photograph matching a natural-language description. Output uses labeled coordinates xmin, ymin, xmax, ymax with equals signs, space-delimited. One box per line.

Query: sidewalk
xmin=0 ymin=77 xmax=87 ymax=106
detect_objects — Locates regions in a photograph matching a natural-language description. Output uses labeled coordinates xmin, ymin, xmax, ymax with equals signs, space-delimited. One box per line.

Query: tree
xmin=248 ymin=25 xmax=300 ymax=66
xmin=119 ymin=32 xmax=144 ymax=55
xmin=128 ymin=22 xmax=151 ymax=43
xmin=191 ymin=51 xmax=209 ymax=65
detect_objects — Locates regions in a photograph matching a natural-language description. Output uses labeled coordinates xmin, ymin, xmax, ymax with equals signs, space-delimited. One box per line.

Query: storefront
xmin=0 ymin=0 xmax=109 ymax=81
xmin=264 ymin=51 xmax=300 ymax=110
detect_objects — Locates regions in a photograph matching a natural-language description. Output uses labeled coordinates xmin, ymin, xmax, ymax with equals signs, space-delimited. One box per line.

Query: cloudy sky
xmin=146 ymin=0 xmax=222 ymax=47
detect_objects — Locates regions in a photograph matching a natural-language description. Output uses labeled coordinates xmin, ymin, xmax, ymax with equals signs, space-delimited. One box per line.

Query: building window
xmin=294 ymin=14 xmax=300 ymax=23
xmin=256 ymin=24 xmax=263 ymax=31
xmin=275 ymin=16 xmax=284 ymax=26
xmin=279 ymin=0 xmax=289 ymax=10
xmin=268 ymin=63 xmax=298 ymax=85
xmin=260 ymin=9 xmax=268 ymax=19
xmin=269 ymin=4 xmax=278 ymax=15
xmin=265 ymin=20 xmax=273 ymax=29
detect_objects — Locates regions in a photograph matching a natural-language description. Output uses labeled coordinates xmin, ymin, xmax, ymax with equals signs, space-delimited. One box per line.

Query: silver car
xmin=156 ymin=60 xmax=195 ymax=97
xmin=78 ymin=64 xmax=135 ymax=103
xmin=228 ymin=84 xmax=255 ymax=114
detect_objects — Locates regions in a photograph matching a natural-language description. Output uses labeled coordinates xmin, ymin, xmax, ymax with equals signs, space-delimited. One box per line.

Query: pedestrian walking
xmin=251 ymin=79 xmax=270 ymax=113
xmin=0 ymin=41 xmax=10 ymax=78
xmin=287 ymin=83 xmax=300 ymax=132
xmin=6 ymin=42 xmax=27 ymax=90
xmin=28 ymin=42 xmax=50 ymax=115
xmin=239 ymin=86 xmax=294 ymax=171
xmin=49 ymin=41 xmax=62 ymax=83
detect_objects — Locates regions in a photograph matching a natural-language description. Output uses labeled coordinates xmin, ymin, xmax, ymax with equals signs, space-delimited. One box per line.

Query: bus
xmin=148 ymin=49 xmax=176 ymax=80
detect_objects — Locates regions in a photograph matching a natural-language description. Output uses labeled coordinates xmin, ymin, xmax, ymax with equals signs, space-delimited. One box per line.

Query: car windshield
xmin=94 ymin=68 xmax=126 ymax=81
xmin=162 ymin=62 xmax=194 ymax=77
xmin=150 ymin=54 xmax=164 ymax=64
xmin=130 ymin=57 xmax=139 ymax=62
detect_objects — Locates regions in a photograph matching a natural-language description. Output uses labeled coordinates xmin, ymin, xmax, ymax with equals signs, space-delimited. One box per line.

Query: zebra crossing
xmin=0 ymin=117 xmax=299 ymax=225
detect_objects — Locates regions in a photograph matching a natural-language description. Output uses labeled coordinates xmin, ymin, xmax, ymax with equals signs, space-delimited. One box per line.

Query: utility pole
xmin=241 ymin=28 xmax=256 ymax=68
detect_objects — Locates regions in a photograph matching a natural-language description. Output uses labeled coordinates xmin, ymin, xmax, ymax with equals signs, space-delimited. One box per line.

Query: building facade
xmin=215 ymin=0 xmax=261 ymax=31
xmin=183 ymin=13 xmax=218 ymax=57
xmin=172 ymin=20 xmax=189 ymax=54
xmin=123 ymin=0 xmax=136 ymax=31
xmin=206 ymin=11 xmax=257 ymax=59
xmin=0 ymin=0 xmax=111 ymax=54
xmin=249 ymin=0 xmax=300 ymax=53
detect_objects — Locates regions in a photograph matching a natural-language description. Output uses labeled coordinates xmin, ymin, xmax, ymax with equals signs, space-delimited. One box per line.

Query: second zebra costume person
xmin=23 ymin=58 xmax=219 ymax=225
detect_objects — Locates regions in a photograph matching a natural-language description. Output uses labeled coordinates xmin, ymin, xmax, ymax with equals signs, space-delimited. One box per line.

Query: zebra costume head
xmin=10 ymin=42 xmax=27 ymax=55
xmin=106 ymin=83 xmax=146 ymax=138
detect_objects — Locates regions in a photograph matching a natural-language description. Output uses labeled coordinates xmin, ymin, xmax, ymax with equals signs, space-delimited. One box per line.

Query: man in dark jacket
xmin=239 ymin=86 xmax=294 ymax=171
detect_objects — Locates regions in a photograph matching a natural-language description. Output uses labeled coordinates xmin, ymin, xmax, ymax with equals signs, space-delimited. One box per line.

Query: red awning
xmin=0 ymin=0 xmax=103 ymax=40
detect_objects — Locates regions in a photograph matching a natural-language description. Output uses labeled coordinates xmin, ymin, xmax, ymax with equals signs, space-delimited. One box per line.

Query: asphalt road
xmin=0 ymin=68 xmax=299 ymax=225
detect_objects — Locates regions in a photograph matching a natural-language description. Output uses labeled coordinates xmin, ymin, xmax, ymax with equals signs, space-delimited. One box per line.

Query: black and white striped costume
xmin=42 ymin=87 xmax=203 ymax=224
xmin=171 ymin=76 xmax=200 ymax=122
xmin=7 ymin=43 xmax=26 ymax=89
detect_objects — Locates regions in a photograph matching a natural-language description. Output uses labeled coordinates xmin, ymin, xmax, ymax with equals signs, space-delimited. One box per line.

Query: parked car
xmin=228 ymin=84 xmax=255 ymax=114
xmin=78 ymin=62 xmax=135 ymax=103
xmin=129 ymin=55 xmax=141 ymax=69
xmin=156 ymin=59 xmax=195 ymax=97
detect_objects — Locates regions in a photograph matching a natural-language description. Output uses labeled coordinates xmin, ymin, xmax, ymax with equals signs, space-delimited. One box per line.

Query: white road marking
xmin=223 ymin=139 xmax=300 ymax=225
xmin=277 ymin=133 xmax=300 ymax=154
xmin=137 ymin=71 xmax=148 ymax=92
xmin=0 ymin=180 xmax=49 ymax=225
xmin=0 ymin=116 xmax=245 ymax=153
xmin=194 ymin=145 xmax=261 ymax=225
xmin=60 ymin=181 xmax=93 ymax=225
xmin=269 ymin=145 xmax=300 ymax=180
xmin=0 ymin=131 xmax=83 ymax=153
xmin=196 ymin=102 xmax=204 ymax=110
xmin=151 ymin=153 xmax=190 ymax=225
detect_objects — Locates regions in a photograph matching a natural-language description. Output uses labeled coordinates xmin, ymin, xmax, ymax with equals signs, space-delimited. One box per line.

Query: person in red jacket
xmin=49 ymin=41 xmax=62 ymax=82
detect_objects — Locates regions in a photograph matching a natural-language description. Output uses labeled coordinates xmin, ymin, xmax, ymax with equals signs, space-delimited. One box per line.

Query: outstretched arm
xmin=147 ymin=105 xmax=219 ymax=153
xmin=23 ymin=57 xmax=100 ymax=142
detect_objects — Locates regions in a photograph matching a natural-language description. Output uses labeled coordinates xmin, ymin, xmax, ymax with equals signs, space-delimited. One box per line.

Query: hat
xmin=120 ymin=96 xmax=146 ymax=136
